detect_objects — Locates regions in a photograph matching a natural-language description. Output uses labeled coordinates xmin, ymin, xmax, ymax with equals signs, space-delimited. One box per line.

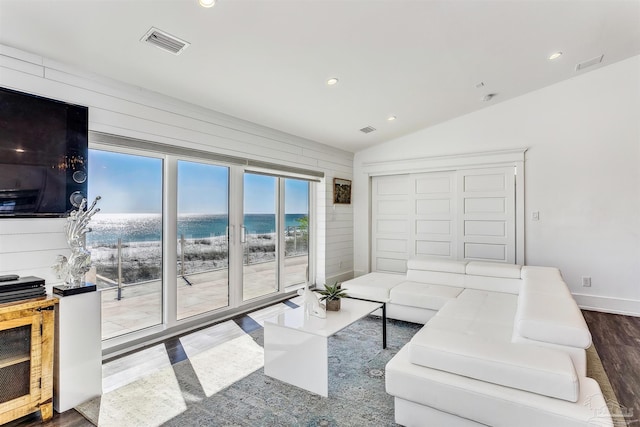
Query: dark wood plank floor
xmin=583 ymin=310 xmax=640 ymax=426
xmin=5 ymin=310 xmax=639 ymax=427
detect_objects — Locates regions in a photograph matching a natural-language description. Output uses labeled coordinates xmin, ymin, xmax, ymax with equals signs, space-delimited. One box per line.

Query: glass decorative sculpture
xmin=53 ymin=197 xmax=101 ymax=288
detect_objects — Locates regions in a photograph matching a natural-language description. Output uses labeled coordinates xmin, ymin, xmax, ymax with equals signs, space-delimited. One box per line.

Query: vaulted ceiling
xmin=1 ymin=0 xmax=638 ymax=152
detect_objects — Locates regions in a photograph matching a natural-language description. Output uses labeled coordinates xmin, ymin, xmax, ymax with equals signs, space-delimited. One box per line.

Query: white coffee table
xmin=263 ymin=298 xmax=383 ymax=397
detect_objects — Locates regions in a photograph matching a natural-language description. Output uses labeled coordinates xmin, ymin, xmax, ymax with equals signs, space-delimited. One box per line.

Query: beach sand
xmin=89 ymin=233 xmax=308 ymax=287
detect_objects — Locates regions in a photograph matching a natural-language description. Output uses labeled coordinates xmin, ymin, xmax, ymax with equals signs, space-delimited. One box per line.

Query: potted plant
xmin=317 ymin=282 xmax=348 ymax=311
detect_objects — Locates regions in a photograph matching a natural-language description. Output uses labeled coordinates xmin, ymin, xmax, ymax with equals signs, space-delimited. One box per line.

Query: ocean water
xmin=86 ymin=213 xmax=307 ymax=246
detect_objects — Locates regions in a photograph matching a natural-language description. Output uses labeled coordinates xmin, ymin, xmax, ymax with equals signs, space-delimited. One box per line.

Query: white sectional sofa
xmin=341 ymin=258 xmax=613 ymax=427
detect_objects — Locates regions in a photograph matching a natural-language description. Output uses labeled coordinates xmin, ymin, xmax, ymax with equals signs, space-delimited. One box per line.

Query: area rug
xmin=76 ymin=316 xmax=420 ymax=426
xmin=586 ymin=345 xmax=628 ymax=427
xmin=76 ymin=317 xmax=625 ymax=427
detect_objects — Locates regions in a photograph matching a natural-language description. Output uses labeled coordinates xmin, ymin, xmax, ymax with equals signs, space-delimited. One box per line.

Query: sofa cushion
xmin=430 ymin=290 xmax=517 ymax=341
xmin=436 ymin=290 xmax=518 ymax=323
xmin=339 ymin=272 xmax=405 ymax=302
xmin=514 ymin=291 xmax=592 ymax=349
xmin=427 ymin=314 xmax=515 ymax=342
xmin=466 ymin=261 xmax=522 ymax=279
xmin=408 ymin=328 xmax=580 ymax=402
xmin=408 ymin=257 xmax=467 ymax=274
xmin=389 ymin=281 xmax=463 ymax=311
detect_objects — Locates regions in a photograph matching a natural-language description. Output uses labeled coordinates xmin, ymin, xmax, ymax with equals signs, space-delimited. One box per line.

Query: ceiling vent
xmin=575 ymin=54 xmax=604 ymax=71
xmin=360 ymin=126 xmax=376 ymax=134
xmin=141 ymin=27 xmax=190 ymax=55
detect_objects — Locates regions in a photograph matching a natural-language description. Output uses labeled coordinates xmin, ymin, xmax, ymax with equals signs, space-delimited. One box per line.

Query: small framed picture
xmin=333 ymin=178 xmax=352 ymax=204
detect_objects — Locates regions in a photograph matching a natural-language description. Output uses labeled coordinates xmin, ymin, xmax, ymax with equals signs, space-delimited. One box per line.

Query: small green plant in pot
xmin=318 ymin=282 xmax=348 ymax=311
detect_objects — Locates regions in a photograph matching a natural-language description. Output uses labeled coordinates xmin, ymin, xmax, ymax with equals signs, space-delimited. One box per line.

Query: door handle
xmin=240 ymin=226 xmax=247 ymax=244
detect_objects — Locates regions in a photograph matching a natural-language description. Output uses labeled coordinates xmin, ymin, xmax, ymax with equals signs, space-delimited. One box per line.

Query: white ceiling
xmin=1 ymin=0 xmax=639 ymax=153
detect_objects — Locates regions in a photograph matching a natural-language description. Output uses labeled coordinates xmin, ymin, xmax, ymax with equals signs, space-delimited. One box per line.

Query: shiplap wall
xmin=0 ymin=44 xmax=354 ymax=290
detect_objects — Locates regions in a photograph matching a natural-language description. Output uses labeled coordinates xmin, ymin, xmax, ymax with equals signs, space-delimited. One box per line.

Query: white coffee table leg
xmin=264 ymin=322 xmax=328 ymax=397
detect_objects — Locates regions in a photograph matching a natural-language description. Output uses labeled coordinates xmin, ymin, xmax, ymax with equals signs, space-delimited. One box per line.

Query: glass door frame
xmin=92 ymin=140 xmax=317 ymax=351
xmin=89 ymin=143 xmax=166 ymax=345
xmin=231 ymin=168 xmax=316 ymax=305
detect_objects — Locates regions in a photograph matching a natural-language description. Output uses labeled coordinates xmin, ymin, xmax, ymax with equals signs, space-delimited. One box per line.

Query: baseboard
xmin=573 ymin=293 xmax=640 ymax=317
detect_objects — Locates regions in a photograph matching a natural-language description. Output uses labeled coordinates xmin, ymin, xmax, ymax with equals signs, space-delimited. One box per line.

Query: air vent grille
xmin=360 ymin=126 xmax=376 ymax=134
xmin=576 ymin=54 xmax=603 ymax=71
xmin=141 ymin=27 xmax=190 ymax=55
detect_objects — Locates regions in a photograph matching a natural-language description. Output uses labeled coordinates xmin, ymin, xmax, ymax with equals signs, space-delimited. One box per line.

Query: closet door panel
xmin=371 ymin=175 xmax=410 ymax=272
xmin=412 ymin=172 xmax=457 ymax=260
xmin=458 ymin=168 xmax=515 ymax=263
xmin=370 ymin=166 xmax=516 ymax=273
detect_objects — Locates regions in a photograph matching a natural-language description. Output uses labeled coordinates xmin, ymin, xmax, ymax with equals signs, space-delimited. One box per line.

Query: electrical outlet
xmin=582 ymin=276 xmax=592 ymax=287
xmin=531 ymin=211 xmax=540 ymax=221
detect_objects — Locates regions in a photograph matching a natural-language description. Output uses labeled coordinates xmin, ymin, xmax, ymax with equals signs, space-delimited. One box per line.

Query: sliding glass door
xmin=87 ymin=149 xmax=163 ymax=340
xmin=242 ymin=173 xmax=278 ymax=301
xmin=241 ymin=173 xmax=311 ymax=301
xmin=283 ymin=178 xmax=309 ymax=288
xmin=89 ymin=142 xmax=315 ymax=344
xmin=176 ymin=161 xmax=229 ymax=320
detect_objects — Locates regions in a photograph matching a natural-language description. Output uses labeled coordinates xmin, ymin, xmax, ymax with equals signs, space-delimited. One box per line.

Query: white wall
xmin=354 ymin=55 xmax=640 ymax=315
xmin=0 ymin=44 xmax=354 ymax=291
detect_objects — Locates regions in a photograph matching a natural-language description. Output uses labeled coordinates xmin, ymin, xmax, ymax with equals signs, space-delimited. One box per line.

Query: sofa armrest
xmin=514 ymin=291 xmax=592 ymax=349
xmin=339 ymin=272 xmax=405 ymax=302
xmin=409 ymin=328 xmax=580 ymax=402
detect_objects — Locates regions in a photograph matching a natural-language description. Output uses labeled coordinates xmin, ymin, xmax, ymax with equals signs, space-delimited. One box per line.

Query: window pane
xmin=177 ymin=161 xmax=229 ymax=319
xmin=243 ymin=173 xmax=277 ymax=300
xmin=284 ymin=179 xmax=309 ymax=287
xmin=86 ymin=149 xmax=163 ymax=340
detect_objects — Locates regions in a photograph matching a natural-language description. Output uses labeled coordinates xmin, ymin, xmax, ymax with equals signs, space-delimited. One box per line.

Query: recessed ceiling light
xmin=199 ymin=0 xmax=216 ymax=8
xmin=15 ymin=148 xmax=25 ymax=153
xmin=548 ymin=51 xmax=563 ymax=60
xmin=326 ymin=78 xmax=339 ymax=86
xmin=387 ymin=116 xmax=397 ymax=121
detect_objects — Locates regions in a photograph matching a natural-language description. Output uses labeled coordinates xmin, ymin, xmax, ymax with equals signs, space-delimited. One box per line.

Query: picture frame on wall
xmin=333 ymin=178 xmax=352 ymax=204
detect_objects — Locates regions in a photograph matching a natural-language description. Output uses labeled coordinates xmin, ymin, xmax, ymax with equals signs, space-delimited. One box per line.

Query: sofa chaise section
xmin=387 ymin=345 xmax=612 ymax=427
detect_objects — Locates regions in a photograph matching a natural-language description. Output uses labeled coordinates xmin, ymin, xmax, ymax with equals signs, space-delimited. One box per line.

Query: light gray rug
xmin=76 ymin=317 xmax=624 ymax=427
xmin=76 ymin=316 xmax=420 ymax=427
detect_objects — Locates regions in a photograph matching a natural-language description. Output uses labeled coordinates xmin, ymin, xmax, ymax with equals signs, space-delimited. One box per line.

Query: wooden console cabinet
xmin=0 ymin=296 xmax=58 ymax=424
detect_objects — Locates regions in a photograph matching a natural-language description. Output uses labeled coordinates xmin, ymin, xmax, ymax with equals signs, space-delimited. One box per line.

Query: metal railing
xmin=95 ymin=229 xmax=309 ymax=301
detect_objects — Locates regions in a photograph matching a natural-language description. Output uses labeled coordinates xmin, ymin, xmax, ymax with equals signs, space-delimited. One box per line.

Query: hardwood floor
xmin=583 ymin=310 xmax=640 ymax=426
xmin=5 ymin=310 xmax=639 ymax=427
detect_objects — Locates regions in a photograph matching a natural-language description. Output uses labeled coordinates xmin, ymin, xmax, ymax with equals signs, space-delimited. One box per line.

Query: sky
xmin=88 ymin=150 xmax=309 ymax=214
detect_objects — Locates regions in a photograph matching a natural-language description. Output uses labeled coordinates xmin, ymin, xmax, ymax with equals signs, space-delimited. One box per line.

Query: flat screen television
xmin=0 ymin=87 xmax=88 ymax=217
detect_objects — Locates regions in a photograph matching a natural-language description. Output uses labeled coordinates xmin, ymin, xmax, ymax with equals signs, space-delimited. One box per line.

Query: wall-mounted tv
xmin=0 ymin=87 xmax=88 ymax=217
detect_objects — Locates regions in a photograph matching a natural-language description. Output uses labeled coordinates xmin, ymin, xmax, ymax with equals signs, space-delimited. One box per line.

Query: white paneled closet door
xmin=371 ymin=175 xmax=410 ymax=272
xmin=458 ymin=167 xmax=516 ymax=263
xmin=371 ymin=166 xmax=516 ymax=272
xmin=411 ymin=172 xmax=457 ymax=259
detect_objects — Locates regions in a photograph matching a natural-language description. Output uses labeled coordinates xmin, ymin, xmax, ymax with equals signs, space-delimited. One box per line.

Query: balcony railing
xmin=90 ymin=229 xmax=308 ymax=340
